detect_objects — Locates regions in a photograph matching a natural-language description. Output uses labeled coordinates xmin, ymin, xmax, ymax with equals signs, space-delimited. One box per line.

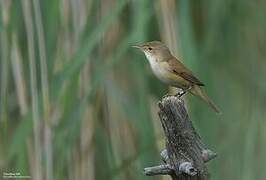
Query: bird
xmin=133 ymin=41 xmax=221 ymax=114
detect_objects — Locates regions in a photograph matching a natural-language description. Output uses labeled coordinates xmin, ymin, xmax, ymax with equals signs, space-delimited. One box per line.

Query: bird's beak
xmin=132 ymin=45 xmax=143 ymax=50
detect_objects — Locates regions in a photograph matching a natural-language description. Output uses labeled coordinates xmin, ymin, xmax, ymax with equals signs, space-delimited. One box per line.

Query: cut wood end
xmin=179 ymin=162 xmax=197 ymax=176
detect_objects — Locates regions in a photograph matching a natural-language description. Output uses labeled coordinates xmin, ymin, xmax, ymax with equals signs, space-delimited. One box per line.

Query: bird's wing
xmin=167 ymin=58 xmax=205 ymax=86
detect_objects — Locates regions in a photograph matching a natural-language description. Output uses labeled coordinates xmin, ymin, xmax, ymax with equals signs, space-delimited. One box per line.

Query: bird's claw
xmin=162 ymin=93 xmax=172 ymax=99
xmin=163 ymin=87 xmax=190 ymax=99
xmin=176 ymin=87 xmax=192 ymax=97
xmin=163 ymin=92 xmax=185 ymax=99
xmin=176 ymin=91 xmax=185 ymax=97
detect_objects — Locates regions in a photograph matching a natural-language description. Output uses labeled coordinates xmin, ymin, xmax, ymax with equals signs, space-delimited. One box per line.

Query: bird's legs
xmin=163 ymin=86 xmax=192 ymax=99
xmin=177 ymin=91 xmax=186 ymax=97
xmin=176 ymin=86 xmax=192 ymax=97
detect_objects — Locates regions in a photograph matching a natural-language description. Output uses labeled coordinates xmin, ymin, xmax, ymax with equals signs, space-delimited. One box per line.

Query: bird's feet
xmin=176 ymin=91 xmax=186 ymax=97
xmin=163 ymin=86 xmax=192 ymax=99
xmin=163 ymin=91 xmax=185 ymax=99
xmin=163 ymin=92 xmax=185 ymax=99
xmin=175 ymin=86 xmax=192 ymax=97
xmin=162 ymin=93 xmax=172 ymax=99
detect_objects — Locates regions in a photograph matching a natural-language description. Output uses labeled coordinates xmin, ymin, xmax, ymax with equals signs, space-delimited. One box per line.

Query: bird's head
xmin=133 ymin=41 xmax=172 ymax=62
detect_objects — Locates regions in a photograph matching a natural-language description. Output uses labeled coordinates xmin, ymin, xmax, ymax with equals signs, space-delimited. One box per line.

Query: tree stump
xmin=144 ymin=96 xmax=217 ymax=180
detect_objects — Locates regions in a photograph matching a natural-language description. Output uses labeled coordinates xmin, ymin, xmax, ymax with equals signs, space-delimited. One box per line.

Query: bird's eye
xmin=148 ymin=47 xmax=152 ymax=50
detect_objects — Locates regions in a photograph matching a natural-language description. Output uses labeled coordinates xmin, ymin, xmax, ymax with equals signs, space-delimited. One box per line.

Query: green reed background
xmin=1 ymin=0 xmax=266 ymax=180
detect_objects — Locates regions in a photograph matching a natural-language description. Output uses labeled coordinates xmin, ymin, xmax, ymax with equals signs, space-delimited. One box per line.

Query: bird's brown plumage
xmin=166 ymin=58 xmax=205 ymax=86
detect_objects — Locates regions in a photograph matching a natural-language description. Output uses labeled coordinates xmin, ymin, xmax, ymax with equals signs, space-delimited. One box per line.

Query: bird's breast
xmin=150 ymin=62 xmax=170 ymax=83
xmin=149 ymin=61 xmax=189 ymax=89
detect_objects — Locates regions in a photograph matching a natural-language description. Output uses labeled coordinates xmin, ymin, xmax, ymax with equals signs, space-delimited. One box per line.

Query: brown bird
xmin=133 ymin=41 xmax=221 ymax=113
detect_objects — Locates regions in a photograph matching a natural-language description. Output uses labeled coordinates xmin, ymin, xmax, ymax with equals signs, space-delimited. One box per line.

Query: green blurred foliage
xmin=0 ymin=0 xmax=266 ymax=180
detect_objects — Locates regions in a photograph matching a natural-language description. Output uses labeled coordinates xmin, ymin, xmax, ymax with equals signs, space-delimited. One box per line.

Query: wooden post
xmin=144 ymin=96 xmax=217 ymax=180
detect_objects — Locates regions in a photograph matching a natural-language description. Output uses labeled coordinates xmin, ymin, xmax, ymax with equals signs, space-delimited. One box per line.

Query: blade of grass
xmin=32 ymin=0 xmax=53 ymax=179
xmin=10 ymin=34 xmax=29 ymax=115
xmin=21 ymin=1 xmax=42 ymax=179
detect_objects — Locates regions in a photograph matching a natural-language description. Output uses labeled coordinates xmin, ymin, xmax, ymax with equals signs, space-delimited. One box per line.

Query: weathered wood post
xmin=144 ymin=96 xmax=217 ymax=180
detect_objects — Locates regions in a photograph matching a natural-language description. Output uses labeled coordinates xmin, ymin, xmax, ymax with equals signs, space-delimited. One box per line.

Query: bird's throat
xmin=144 ymin=52 xmax=157 ymax=65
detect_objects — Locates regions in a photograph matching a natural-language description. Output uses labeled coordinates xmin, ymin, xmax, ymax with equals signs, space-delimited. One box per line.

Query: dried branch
xmin=144 ymin=96 xmax=217 ymax=180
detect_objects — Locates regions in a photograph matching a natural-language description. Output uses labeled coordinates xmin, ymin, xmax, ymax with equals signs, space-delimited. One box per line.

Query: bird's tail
xmin=190 ymin=85 xmax=221 ymax=114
